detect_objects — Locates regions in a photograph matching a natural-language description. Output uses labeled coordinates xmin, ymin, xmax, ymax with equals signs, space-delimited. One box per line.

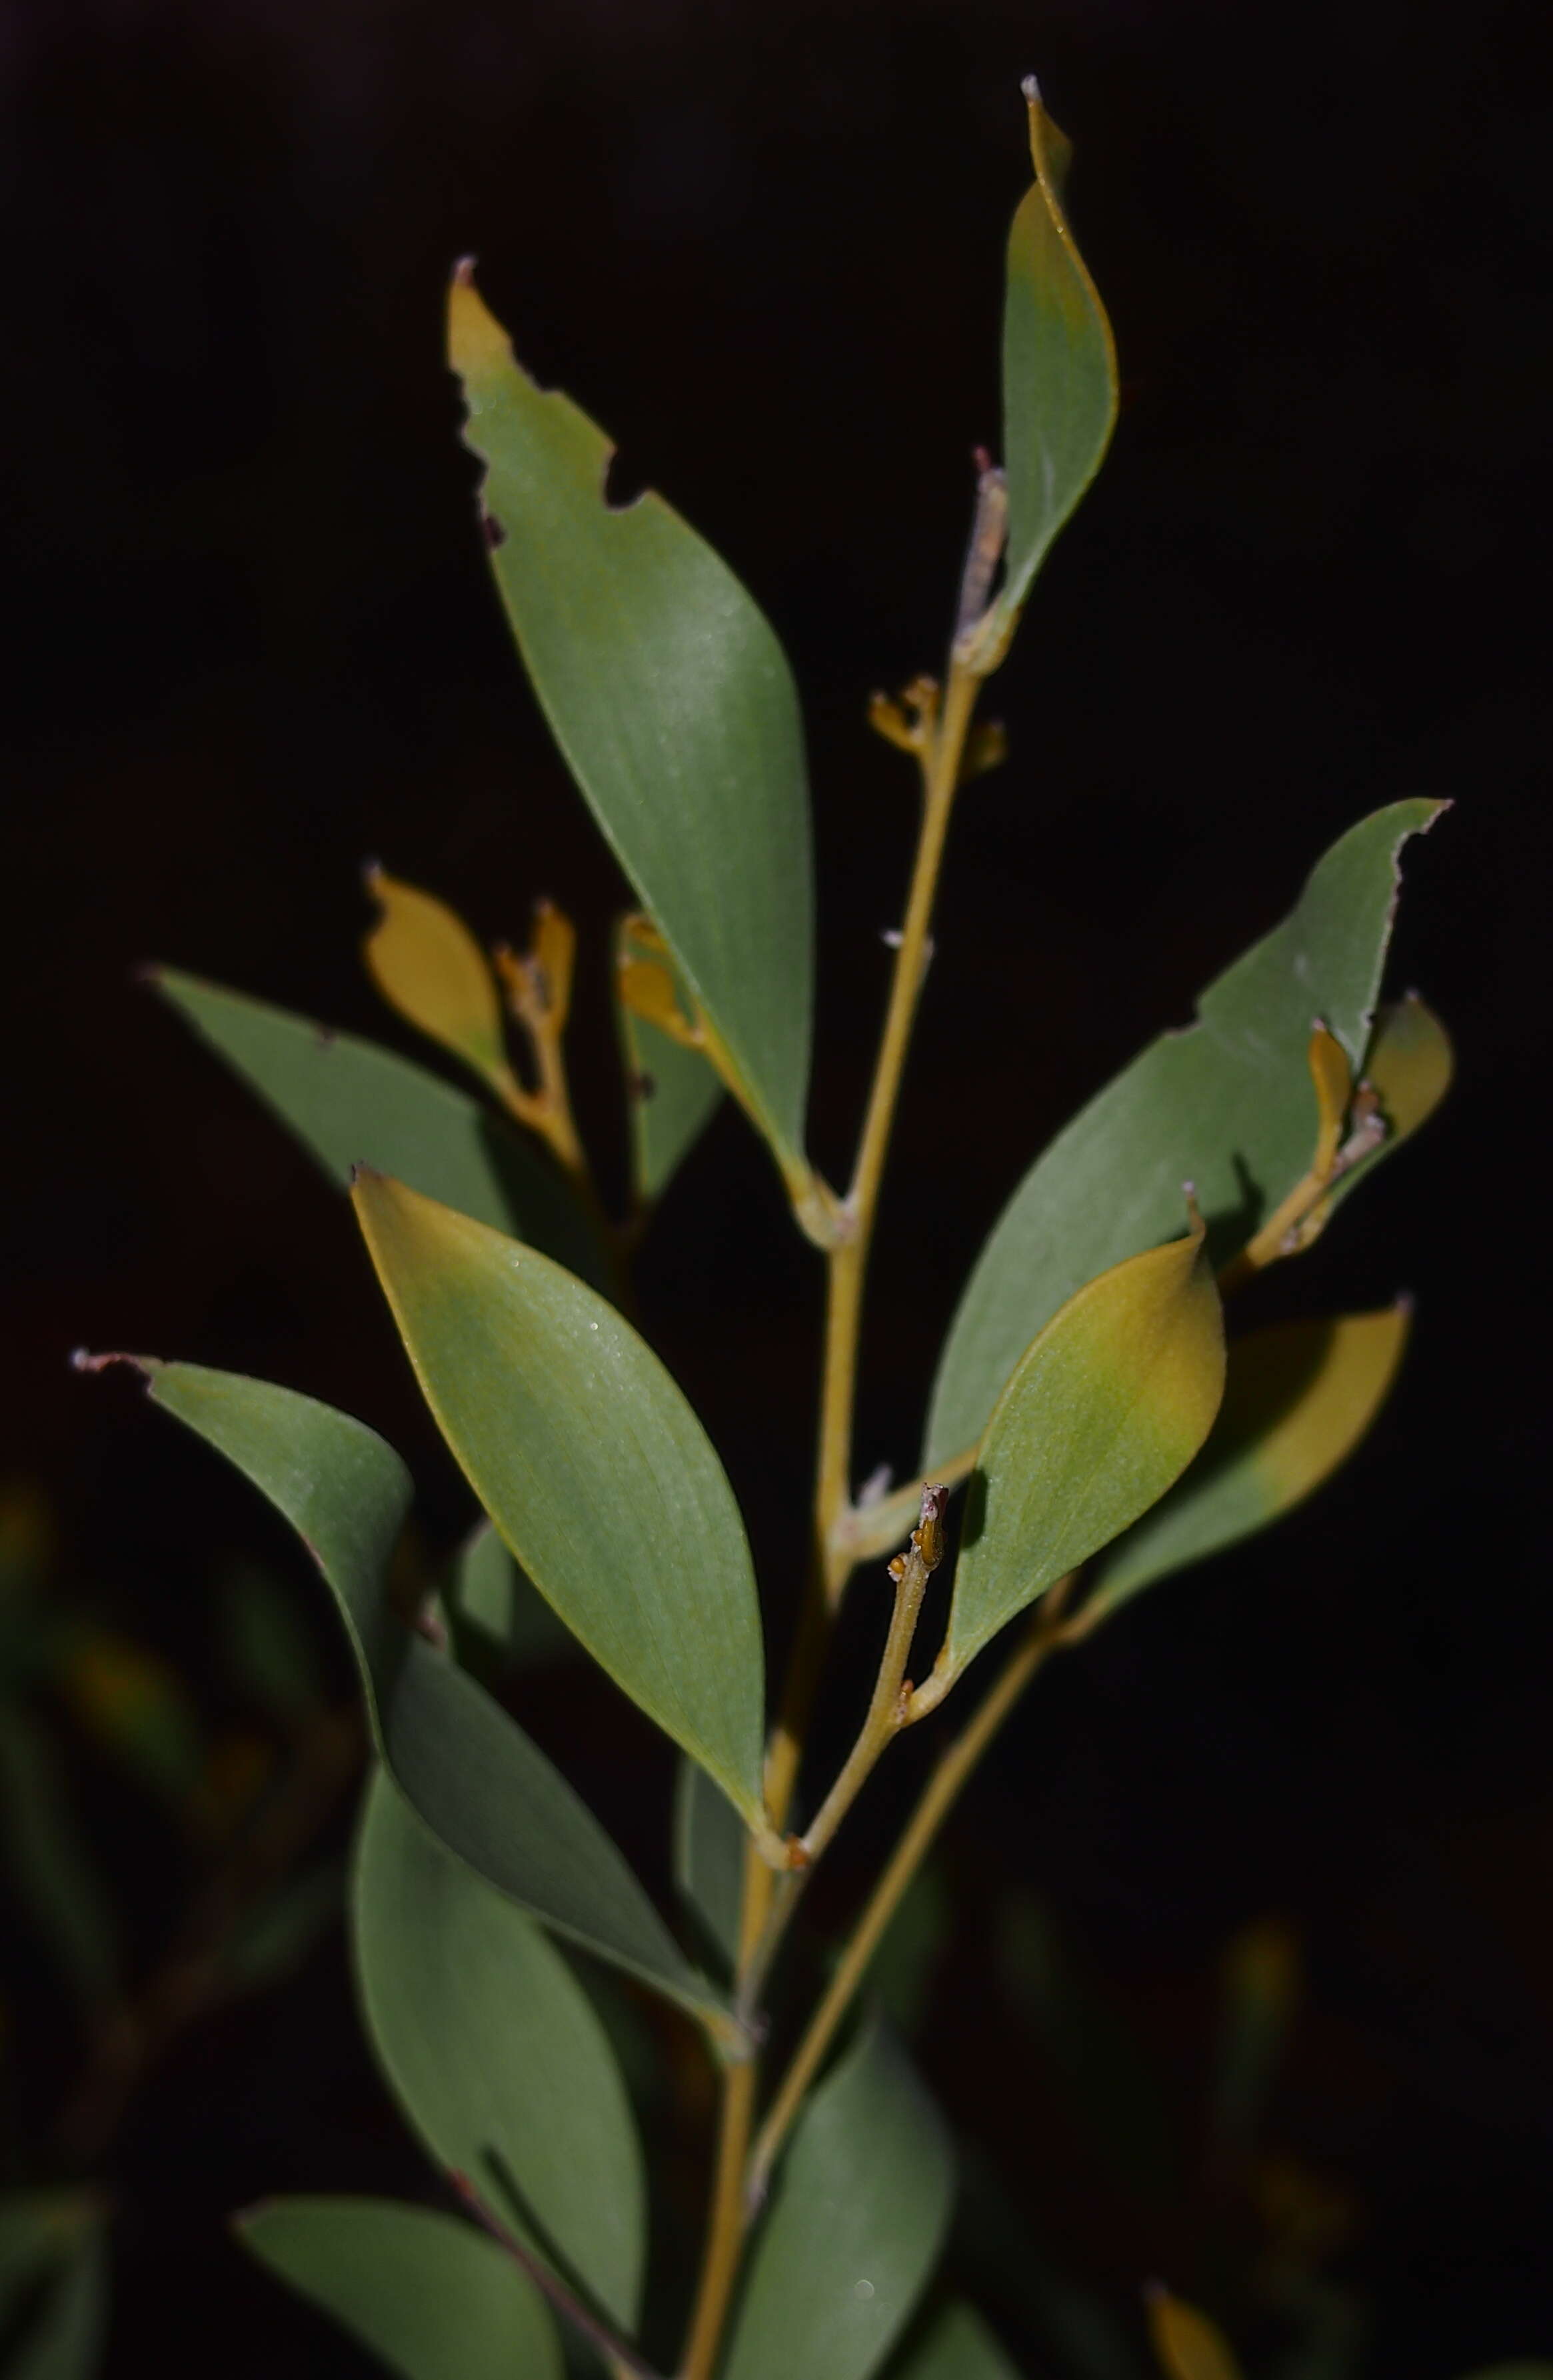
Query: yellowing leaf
xmin=1306 ymin=1022 xmax=1351 ymax=1181
xmin=1148 ymin=2289 xmax=1244 ymax=2380
xmin=352 ymin=1172 xmax=769 ymax=1825
xmin=982 ymin=81 xmax=1118 ymax=655
xmin=1084 ymin=1305 xmax=1410 ymax=1622
xmin=1328 ymin=990 xmax=1453 ymax=1215
xmin=363 ymin=865 xmax=518 ymax=1101
xmin=938 ymin=1219 xmax=1224 ymax=1687
xmin=926 ymin=801 xmax=1442 ymax=1465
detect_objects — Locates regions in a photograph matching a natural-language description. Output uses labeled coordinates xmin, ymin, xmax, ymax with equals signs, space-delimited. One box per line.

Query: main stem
xmin=677 ymin=655 xmax=985 ymax=2380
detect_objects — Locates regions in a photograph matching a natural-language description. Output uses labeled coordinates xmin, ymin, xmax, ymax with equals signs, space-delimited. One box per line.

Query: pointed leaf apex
xmin=71 ymin=1347 xmax=158 ymax=1381
xmin=449 ymin=263 xmax=512 ymax=379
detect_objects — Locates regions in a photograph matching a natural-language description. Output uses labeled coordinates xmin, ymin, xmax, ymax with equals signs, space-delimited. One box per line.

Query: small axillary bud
xmin=915 ymin=1480 xmax=949 ymax=1573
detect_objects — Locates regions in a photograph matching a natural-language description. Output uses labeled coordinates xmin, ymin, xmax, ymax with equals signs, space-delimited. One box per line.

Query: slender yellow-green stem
xmin=798 ymin=1486 xmax=946 ymax=1869
xmin=677 ymin=473 xmax=1002 ymax=2380
xmin=816 ymin=660 xmax=980 ymax=1605
xmin=677 ymin=2049 xmax=759 ymax=2380
xmin=746 ymin=1597 xmax=1067 ymax=2211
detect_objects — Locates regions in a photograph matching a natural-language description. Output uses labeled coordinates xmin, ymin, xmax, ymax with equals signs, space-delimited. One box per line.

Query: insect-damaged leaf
xmin=353 ymin=1173 xmax=769 ymax=1827
xmin=100 ymin=1357 xmax=721 ymax=2026
xmin=926 ymin=800 xmax=1443 ymax=1465
xmin=351 ymin=1771 xmax=646 ymax=2330
xmin=450 ymin=266 xmax=814 ymax=1184
xmin=1084 ymin=1305 xmax=1411 ymax=1623
xmin=723 ymin=2022 xmax=955 ymax=2380
xmin=239 ymin=2197 xmax=562 ymax=2380
xmin=985 ymin=80 xmax=1118 ymax=652
xmin=151 ymin=970 xmax=609 ymax=1295
xmin=938 ymin=1221 xmax=1224 ymax=1688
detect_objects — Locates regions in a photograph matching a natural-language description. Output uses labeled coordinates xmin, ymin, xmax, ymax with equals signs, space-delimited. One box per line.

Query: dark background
xmin=3 ymin=0 xmax=1551 ymax=2371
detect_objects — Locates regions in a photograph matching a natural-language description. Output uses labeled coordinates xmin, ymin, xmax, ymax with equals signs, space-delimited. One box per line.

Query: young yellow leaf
xmin=352 ymin=1171 xmax=769 ymax=1825
xmin=363 ymin=864 xmax=519 ymax=1101
xmin=938 ymin=1218 xmax=1224 ymax=1687
xmin=1084 ymin=1305 xmax=1411 ymax=1621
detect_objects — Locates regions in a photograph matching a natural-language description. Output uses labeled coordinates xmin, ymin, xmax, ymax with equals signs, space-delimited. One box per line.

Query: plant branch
xmin=745 ymin=1589 xmax=1070 ymax=2212
xmin=798 ymin=1485 xmax=947 ymax=1867
xmin=833 ymin=1445 xmax=978 ymax=1567
xmin=677 ymin=459 xmax=1006 ymax=2380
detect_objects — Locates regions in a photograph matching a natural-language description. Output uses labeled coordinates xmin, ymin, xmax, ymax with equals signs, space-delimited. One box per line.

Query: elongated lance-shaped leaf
xmin=151 ymin=969 xmax=609 ymax=1294
xmin=94 ymin=1357 xmax=721 ymax=2026
xmin=449 ymin=266 xmax=814 ymax=1183
xmin=351 ymin=1771 xmax=646 ymax=2330
xmin=939 ymin=1219 xmax=1224 ymax=1687
xmin=353 ymin=1173 xmax=769 ymax=1828
xmin=890 ymin=2301 xmax=1024 ymax=2380
xmin=985 ymin=79 xmax=1118 ymax=651
xmin=239 ymin=2197 xmax=562 ymax=2380
xmin=724 ymin=2021 xmax=955 ymax=2380
xmin=1084 ymin=1305 xmax=1411 ymax=1623
xmin=926 ymin=800 xmax=1443 ymax=1465
xmin=615 ymin=915 xmax=723 ymax=1208
xmin=361 ymin=864 xmax=523 ymax=1104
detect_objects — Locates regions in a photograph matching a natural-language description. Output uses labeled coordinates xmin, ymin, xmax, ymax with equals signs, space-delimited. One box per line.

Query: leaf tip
xmin=448 ymin=259 xmax=510 ymax=381
xmin=132 ymin=959 xmax=165 ymax=988
xmin=1020 ymin=70 xmax=1042 ymax=105
xmin=71 ymin=1347 xmax=156 ymax=1381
